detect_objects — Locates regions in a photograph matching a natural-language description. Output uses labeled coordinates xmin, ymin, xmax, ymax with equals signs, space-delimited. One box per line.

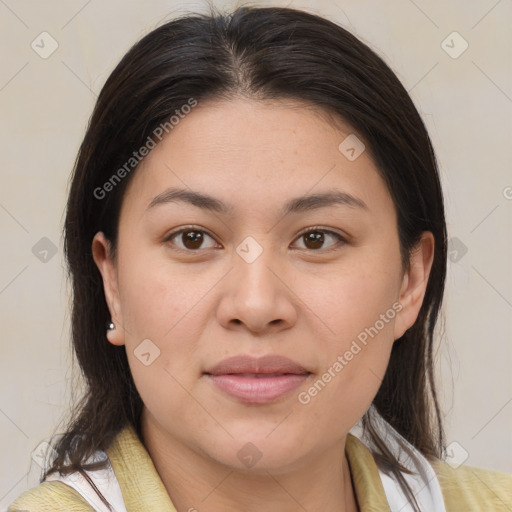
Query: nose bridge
xmin=233 ymin=234 xmax=280 ymax=295
xmin=215 ymin=233 xmax=297 ymax=333
xmin=235 ymin=234 xmax=267 ymax=266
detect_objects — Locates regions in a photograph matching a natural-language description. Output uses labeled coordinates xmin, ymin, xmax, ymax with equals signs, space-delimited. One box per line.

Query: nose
xmin=215 ymin=240 xmax=298 ymax=335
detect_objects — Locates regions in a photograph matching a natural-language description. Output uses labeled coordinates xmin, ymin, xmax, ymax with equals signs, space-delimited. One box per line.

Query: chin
xmin=201 ymin=429 xmax=313 ymax=475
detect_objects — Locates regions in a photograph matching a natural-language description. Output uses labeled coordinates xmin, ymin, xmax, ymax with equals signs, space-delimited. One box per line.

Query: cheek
xmin=296 ymin=304 xmax=396 ymax=441
xmin=116 ymin=242 xmax=214 ymax=341
xmin=115 ymin=245 xmax=226 ymax=418
xmin=303 ymin=246 xmax=402 ymax=346
xmin=294 ymin=246 xmax=401 ymax=421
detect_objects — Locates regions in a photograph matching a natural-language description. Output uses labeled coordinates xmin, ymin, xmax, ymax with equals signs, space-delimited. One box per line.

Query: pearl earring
xmin=106 ymin=321 xmax=116 ymax=331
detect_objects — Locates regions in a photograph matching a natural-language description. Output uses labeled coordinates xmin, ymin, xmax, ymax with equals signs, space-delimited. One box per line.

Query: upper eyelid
xmin=295 ymin=226 xmax=344 ymax=238
xmin=164 ymin=226 xmax=217 ymax=242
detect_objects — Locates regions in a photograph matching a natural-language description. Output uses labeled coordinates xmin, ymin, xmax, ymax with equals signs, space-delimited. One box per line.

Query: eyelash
xmin=163 ymin=225 xmax=348 ymax=253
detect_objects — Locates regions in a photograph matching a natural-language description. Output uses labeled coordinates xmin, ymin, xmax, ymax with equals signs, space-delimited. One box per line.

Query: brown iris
xmin=303 ymin=231 xmax=324 ymax=249
xmin=181 ymin=230 xmax=204 ymax=250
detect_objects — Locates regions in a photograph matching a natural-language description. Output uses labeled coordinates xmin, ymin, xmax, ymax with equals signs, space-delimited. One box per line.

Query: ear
xmin=393 ymin=232 xmax=435 ymax=340
xmin=91 ymin=232 xmax=125 ymax=346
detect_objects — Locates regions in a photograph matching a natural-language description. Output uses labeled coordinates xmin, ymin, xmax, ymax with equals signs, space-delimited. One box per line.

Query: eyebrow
xmin=145 ymin=187 xmax=368 ymax=216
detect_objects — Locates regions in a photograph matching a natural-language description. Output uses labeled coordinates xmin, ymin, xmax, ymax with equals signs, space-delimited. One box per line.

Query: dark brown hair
xmin=44 ymin=5 xmax=447 ymax=510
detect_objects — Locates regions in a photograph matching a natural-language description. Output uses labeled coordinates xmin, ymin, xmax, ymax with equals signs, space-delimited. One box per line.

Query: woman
xmin=8 ymin=5 xmax=511 ymax=512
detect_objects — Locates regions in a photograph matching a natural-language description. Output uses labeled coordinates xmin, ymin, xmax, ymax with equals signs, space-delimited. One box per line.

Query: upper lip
xmin=205 ymin=355 xmax=310 ymax=375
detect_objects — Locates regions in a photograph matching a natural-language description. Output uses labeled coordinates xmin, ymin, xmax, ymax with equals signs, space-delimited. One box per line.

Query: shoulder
xmin=7 ymin=480 xmax=94 ymax=512
xmin=432 ymin=459 xmax=512 ymax=511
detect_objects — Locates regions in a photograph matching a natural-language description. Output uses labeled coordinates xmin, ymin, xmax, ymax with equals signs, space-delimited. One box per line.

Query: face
xmin=93 ymin=98 xmax=433 ymax=473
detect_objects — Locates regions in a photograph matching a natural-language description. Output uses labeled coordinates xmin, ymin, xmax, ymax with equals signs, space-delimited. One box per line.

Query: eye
xmin=164 ymin=226 xmax=346 ymax=253
xmin=292 ymin=228 xmax=346 ymax=251
xmin=165 ymin=227 xmax=219 ymax=251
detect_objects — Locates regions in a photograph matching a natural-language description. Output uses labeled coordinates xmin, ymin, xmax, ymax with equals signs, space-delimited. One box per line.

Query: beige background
xmin=1 ymin=0 xmax=511 ymax=507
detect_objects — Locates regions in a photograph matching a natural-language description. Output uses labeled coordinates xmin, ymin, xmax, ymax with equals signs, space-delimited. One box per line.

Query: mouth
xmin=204 ymin=355 xmax=312 ymax=404
xmin=223 ymin=373 xmax=301 ymax=378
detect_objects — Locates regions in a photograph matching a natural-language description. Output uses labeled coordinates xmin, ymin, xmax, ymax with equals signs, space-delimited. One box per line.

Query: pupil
xmin=305 ymin=232 xmax=324 ymax=249
xmin=184 ymin=231 xmax=203 ymax=249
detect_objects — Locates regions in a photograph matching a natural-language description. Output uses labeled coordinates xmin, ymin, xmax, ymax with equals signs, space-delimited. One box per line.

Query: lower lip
xmin=206 ymin=374 xmax=310 ymax=404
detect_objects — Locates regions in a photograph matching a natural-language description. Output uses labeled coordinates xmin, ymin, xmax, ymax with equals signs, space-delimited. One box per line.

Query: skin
xmin=92 ymin=98 xmax=434 ymax=512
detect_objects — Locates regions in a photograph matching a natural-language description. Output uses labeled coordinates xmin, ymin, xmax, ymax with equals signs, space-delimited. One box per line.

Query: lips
xmin=206 ymin=354 xmax=310 ymax=376
xmin=204 ymin=355 xmax=311 ymax=404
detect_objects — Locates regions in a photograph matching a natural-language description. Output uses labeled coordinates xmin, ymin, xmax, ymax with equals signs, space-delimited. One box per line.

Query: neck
xmin=140 ymin=412 xmax=359 ymax=512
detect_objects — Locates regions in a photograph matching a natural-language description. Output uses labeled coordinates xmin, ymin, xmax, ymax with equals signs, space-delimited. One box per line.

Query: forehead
xmin=121 ymin=98 xmax=394 ymax=220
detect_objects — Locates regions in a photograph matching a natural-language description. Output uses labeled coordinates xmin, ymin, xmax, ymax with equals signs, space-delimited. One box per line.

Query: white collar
xmin=349 ymin=410 xmax=447 ymax=512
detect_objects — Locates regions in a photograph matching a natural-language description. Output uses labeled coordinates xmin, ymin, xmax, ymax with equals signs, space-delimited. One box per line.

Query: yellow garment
xmin=8 ymin=424 xmax=512 ymax=511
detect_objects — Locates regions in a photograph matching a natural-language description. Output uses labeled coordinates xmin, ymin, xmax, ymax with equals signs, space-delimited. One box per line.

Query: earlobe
xmin=91 ymin=232 xmax=125 ymax=346
xmin=393 ymin=232 xmax=435 ymax=340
